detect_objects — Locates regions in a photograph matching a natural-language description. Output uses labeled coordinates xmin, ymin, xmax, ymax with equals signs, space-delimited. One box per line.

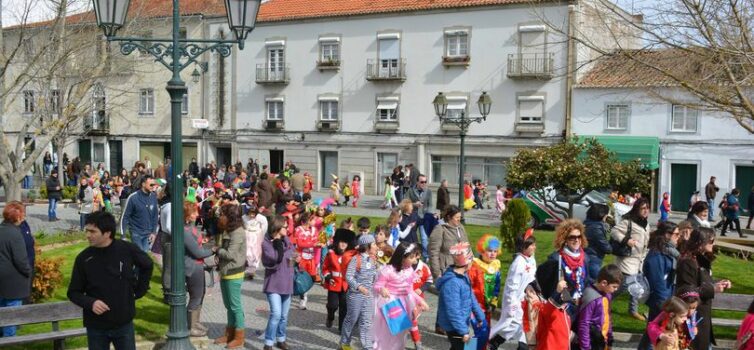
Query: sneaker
xmin=630 ymin=312 xmax=646 ymax=321
xmin=299 ymin=297 xmax=307 ymax=310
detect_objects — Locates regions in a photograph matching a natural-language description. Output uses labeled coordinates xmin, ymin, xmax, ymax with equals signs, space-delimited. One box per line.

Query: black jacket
xmin=676 ymin=254 xmax=716 ymax=348
xmin=584 ymin=220 xmax=611 ymax=259
xmin=67 ymin=239 xmax=153 ymax=330
xmin=0 ymin=222 xmax=31 ymax=299
xmin=46 ymin=175 xmax=62 ymax=200
xmin=436 ymin=186 xmax=450 ymax=211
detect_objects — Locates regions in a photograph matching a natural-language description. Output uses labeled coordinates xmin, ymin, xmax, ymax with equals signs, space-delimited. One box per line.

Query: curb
xmin=612 ymin=332 xmax=736 ymax=349
xmin=73 ymin=337 xmax=212 ymax=350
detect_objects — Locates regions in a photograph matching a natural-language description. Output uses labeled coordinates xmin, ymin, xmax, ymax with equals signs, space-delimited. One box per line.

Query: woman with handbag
xmin=611 ymin=197 xmax=651 ymax=321
xmin=677 ymin=227 xmax=732 ymax=350
xmin=261 ymin=215 xmax=296 ymax=350
xmin=212 ymin=204 xmax=247 ymax=349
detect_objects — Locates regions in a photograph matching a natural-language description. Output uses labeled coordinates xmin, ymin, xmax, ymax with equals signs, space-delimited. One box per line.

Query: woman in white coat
xmin=489 ymin=229 xmax=538 ymax=350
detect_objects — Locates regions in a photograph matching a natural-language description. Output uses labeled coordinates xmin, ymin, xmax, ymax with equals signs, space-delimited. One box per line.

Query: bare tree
xmin=539 ymin=0 xmax=754 ymax=133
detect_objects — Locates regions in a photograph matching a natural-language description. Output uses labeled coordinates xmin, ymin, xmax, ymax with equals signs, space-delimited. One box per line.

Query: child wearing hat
xmin=436 ymin=242 xmax=487 ymax=350
xmin=340 ymin=233 xmax=378 ymax=350
xmin=468 ymin=234 xmax=502 ymax=350
xmin=323 ymin=228 xmax=356 ymax=331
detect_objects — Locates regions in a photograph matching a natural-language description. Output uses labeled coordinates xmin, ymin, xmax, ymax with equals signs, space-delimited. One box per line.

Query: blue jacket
xmin=726 ymin=194 xmax=740 ymax=219
xmin=584 ymin=220 xmax=611 ymax=259
xmin=436 ymin=267 xmax=485 ymax=335
xmin=120 ymin=189 xmax=159 ymax=237
xmin=643 ymin=248 xmax=675 ymax=313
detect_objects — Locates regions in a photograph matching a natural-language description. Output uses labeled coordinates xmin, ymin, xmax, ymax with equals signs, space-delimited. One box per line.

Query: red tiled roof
xmin=256 ymin=0 xmax=549 ymax=23
xmin=577 ymin=49 xmax=708 ymax=88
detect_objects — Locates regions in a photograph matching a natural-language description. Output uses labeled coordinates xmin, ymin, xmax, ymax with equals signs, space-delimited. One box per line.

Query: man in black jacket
xmin=67 ymin=211 xmax=153 ymax=349
xmin=46 ymin=169 xmax=62 ymax=221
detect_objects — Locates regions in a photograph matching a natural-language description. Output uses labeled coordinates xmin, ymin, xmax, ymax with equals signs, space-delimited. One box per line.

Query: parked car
xmin=522 ymin=189 xmax=630 ymax=228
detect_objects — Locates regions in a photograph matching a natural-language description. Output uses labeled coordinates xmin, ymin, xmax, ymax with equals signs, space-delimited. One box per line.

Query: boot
xmin=188 ymin=310 xmax=207 ymax=337
xmin=275 ymin=341 xmax=289 ymax=350
xmin=213 ymin=326 xmax=234 ymax=345
xmin=194 ymin=308 xmax=208 ymax=332
xmin=226 ymin=328 xmax=245 ymax=349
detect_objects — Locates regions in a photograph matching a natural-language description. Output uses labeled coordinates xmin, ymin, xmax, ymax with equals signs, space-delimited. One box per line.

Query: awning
xmin=578 ymin=135 xmax=660 ymax=170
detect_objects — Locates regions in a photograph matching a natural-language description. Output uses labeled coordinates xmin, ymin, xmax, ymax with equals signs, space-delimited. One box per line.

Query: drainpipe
xmin=564 ymin=2 xmax=577 ymax=139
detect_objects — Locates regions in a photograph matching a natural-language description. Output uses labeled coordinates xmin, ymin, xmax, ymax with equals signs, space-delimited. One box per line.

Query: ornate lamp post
xmin=433 ymin=91 xmax=492 ymax=222
xmin=92 ymin=0 xmax=261 ymax=348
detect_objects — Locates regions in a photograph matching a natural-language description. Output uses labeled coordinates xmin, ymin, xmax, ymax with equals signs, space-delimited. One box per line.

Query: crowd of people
xmin=0 ymin=156 xmax=749 ymax=350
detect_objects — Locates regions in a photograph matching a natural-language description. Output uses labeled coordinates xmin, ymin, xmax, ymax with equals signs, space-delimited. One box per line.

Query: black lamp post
xmin=433 ymin=91 xmax=492 ymax=222
xmin=92 ymin=0 xmax=261 ymax=348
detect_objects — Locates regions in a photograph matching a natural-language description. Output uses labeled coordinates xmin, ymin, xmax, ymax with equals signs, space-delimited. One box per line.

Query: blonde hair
xmin=399 ymin=199 xmax=413 ymax=213
xmin=554 ymin=218 xmax=587 ymax=249
xmin=387 ymin=209 xmax=401 ymax=227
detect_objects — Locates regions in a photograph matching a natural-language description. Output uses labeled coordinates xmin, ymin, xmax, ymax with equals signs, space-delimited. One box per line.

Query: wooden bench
xmin=0 ymin=301 xmax=86 ymax=350
xmin=715 ymin=240 xmax=754 ymax=260
xmin=711 ymin=292 xmax=752 ymax=328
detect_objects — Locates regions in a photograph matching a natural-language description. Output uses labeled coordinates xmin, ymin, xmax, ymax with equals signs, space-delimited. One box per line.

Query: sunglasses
xmin=419 ymin=181 xmax=427 ymax=184
xmin=149 ymin=184 xmax=158 ymax=187
xmin=566 ymin=235 xmax=582 ymax=241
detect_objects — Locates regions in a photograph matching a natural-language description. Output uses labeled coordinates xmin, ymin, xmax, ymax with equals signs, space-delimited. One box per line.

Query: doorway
xmin=735 ymin=165 xmax=754 ymax=216
xmin=108 ymin=140 xmax=123 ymax=175
xmin=269 ymin=150 xmax=284 ymax=174
xmin=320 ymin=151 xmax=338 ymax=190
xmin=670 ymin=163 xmax=698 ymax=212
xmin=216 ymin=146 xmax=232 ymax=168
xmin=78 ymin=139 xmax=91 ymax=165
xmin=377 ymin=153 xmax=398 ymax=195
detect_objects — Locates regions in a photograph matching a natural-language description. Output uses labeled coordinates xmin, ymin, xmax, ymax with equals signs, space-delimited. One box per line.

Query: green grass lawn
xmin=13 ymin=213 xmax=749 ymax=348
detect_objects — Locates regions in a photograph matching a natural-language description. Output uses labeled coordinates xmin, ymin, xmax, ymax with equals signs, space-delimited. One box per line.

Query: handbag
xmin=610 ymin=221 xmax=633 ymax=257
xmin=293 ymin=264 xmax=314 ymax=296
xmin=381 ymin=298 xmax=413 ymax=336
xmin=464 ymin=337 xmax=478 ymax=350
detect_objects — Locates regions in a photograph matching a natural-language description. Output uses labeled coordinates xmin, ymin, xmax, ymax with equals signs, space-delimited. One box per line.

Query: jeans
xmin=80 ymin=213 xmax=90 ymax=230
xmin=707 ymin=199 xmax=715 ymax=220
xmin=44 ymin=164 xmax=53 ymax=176
xmin=131 ymin=233 xmax=152 ymax=252
xmin=617 ymin=273 xmax=640 ymax=314
xmin=48 ymin=197 xmax=58 ymax=220
xmin=0 ymin=298 xmax=23 ymax=336
xmin=419 ymin=226 xmax=429 ymax=260
xmin=220 ymin=278 xmax=244 ymax=328
xmin=22 ymin=176 xmax=32 ymax=189
xmin=86 ymin=321 xmax=136 ymax=350
xmin=264 ymin=293 xmax=291 ymax=346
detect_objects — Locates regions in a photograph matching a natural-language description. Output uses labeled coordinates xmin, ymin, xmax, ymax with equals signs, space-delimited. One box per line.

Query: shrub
xmin=499 ymin=198 xmax=532 ymax=251
xmin=31 ymin=248 xmax=64 ymax=302
xmin=62 ymin=186 xmax=78 ymax=200
xmin=27 ymin=189 xmax=38 ymax=202
xmin=39 ymin=186 xmax=48 ymax=199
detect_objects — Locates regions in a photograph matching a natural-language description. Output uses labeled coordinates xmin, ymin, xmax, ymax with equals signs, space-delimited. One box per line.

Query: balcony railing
xmin=366 ymin=58 xmax=406 ymax=81
xmin=507 ymin=53 xmax=554 ymax=79
xmin=316 ymin=59 xmax=341 ymax=71
xmin=256 ymin=64 xmax=290 ymax=84
xmin=84 ymin=112 xmax=109 ymax=135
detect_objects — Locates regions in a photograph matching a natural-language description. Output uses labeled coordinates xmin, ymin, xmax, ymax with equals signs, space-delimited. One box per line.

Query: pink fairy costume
xmin=372 ymin=265 xmax=424 ymax=350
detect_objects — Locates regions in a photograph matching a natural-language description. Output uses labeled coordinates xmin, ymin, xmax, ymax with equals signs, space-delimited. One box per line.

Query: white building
xmin=572 ymin=53 xmax=754 ymax=212
xmin=204 ymin=0 xmax=641 ymax=195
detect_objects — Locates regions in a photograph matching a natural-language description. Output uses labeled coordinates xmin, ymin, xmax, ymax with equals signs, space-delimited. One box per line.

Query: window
xmin=319 ymin=38 xmax=340 ymax=63
xmin=181 ymin=92 xmax=189 ymax=115
xmin=93 ymin=142 xmax=106 ymax=162
xmin=266 ymin=99 xmax=284 ymax=120
xmin=139 ymin=89 xmax=155 ymax=115
xmin=179 ymin=27 xmax=187 ymax=40
xmin=606 ymin=104 xmax=630 ymax=130
xmin=518 ymin=24 xmax=547 ymax=56
xmin=23 ymin=90 xmax=35 ymax=114
xmin=320 ymin=100 xmax=338 ymax=121
xmin=517 ymin=96 xmax=544 ymax=123
xmin=377 ymin=33 xmax=400 ymax=77
xmin=50 ymin=89 xmax=61 ymax=114
xmin=430 ymin=156 xmax=507 ymax=186
xmin=444 ymin=30 xmax=469 ymax=57
xmin=446 ymin=96 xmax=468 ymax=119
xmin=377 ymin=97 xmax=399 ymax=121
xmin=671 ymin=105 xmax=698 ymax=132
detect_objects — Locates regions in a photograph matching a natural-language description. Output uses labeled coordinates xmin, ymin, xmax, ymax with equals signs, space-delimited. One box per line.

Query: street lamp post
xmin=92 ymin=0 xmax=261 ymax=349
xmin=433 ymin=92 xmax=492 ymax=222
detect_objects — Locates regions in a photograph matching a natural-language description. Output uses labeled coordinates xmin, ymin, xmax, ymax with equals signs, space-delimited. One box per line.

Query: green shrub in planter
xmin=62 ymin=186 xmax=78 ymax=201
xmin=498 ymin=198 xmax=531 ymax=251
xmin=39 ymin=186 xmax=48 ymax=199
xmin=27 ymin=189 xmax=39 ymax=202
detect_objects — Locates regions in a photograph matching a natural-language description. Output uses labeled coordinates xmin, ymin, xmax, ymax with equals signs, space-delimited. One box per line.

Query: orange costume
xmin=409 ymin=260 xmax=432 ymax=344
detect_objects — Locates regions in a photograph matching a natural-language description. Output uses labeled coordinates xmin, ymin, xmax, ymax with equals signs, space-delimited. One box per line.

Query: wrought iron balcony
xmin=264 ymin=119 xmax=285 ymax=131
xmin=256 ymin=64 xmax=290 ymax=84
xmin=507 ymin=53 xmax=554 ymax=79
xmin=366 ymin=58 xmax=406 ymax=81
xmin=84 ymin=112 xmax=109 ymax=135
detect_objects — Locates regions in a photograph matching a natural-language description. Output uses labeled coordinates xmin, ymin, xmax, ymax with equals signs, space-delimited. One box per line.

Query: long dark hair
xmin=388 ymin=242 xmax=419 ymax=272
xmin=586 ymin=203 xmax=609 ymax=221
xmin=647 ymin=221 xmax=678 ymax=252
xmin=624 ymin=197 xmax=650 ymax=223
xmin=218 ymin=203 xmax=243 ymax=232
xmin=681 ymin=227 xmax=716 ymax=261
xmin=267 ymin=215 xmax=287 ymax=239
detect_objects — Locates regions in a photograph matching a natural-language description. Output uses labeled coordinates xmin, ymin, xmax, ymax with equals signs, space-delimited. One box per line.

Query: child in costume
xmin=652 ymin=297 xmax=690 ymax=350
xmin=647 ymin=287 xmax=701 ymax=350
xmin=323 ymin=229 xmax=356 ymax=331
xmin=340 ymin=233 xmax=378 ymax=350
xmin=330 ymin=175 xmax=341 ymax=205
xmin=373 ymin=243 xmax=430 ymax=350
xmin=374 ymin=224 xmax=394 ymax=266
xmin=490 ymin=229 xmax=538 ymax=350
xmin=242 ymin=205 xmax=267 ymax=280
xmin=577 ymin=264 xmax=622 ymax=350
xmin=495 ymin=185 xmax=506 ymax=214
xmin=468 ymin=235 xmax=501 ymax=350
xmin=294 ymin=212 xmax=321 ymax=309
xmin=342 ymin=182 xmax=352 ymax=207
xmin=436 ymin=241 xmax=487 ymax=350
xmin=409 ymin=256 xmax=433 ymax=350
xmin=351 ymin=175 xmax=361 ymax=208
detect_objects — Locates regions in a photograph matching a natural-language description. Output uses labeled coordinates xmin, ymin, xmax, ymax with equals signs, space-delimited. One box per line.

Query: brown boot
xmin=213 ymin=326 xmax=234 ymax=345
xmin=188 ymin=310 xmax=207 ymax=337
xmin=226 ymin=328 xmax=244 ymax=349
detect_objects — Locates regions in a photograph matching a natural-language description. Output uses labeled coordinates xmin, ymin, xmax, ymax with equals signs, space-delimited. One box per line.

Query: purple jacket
xmin=261 ymin=235 xmax=295 ymax=295
xmin=577 ymin=285 xmax=613 ymax=350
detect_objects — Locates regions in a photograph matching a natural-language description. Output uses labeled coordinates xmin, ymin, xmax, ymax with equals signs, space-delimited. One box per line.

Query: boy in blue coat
xmin=436 ymin=242 xmax=487 ymax=350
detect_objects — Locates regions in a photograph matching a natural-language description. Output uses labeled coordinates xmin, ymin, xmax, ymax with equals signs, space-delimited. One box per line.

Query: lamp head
xmin=433 ymin=92 xmax=448 ymax=118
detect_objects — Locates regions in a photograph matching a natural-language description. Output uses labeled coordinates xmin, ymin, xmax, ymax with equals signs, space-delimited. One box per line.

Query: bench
xmin=0 ymin=301 xmax=86 ymax=350
xmin=711 ymin=292 xmax=752 ymax=328
xmin=716 ymin=240 xmax=754 ymax=260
